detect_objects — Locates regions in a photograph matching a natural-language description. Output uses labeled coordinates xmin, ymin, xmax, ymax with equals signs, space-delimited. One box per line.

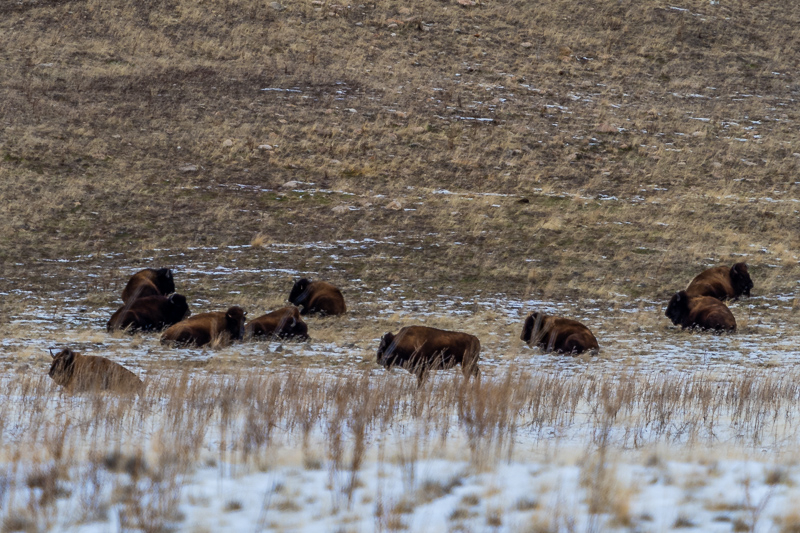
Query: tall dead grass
xmin=2 ymin=367 xmax=800 ymax=528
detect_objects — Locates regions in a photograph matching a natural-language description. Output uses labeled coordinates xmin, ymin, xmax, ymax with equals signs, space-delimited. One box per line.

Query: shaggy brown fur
xmin=160 ymin=306 xmax=246 ymax=347
xmin=48 ymin=348 xmax=143 ymax=394
xmin=376 ymin=325 xmax=481 ymax=385
xmin=107 ymin=293 xmax=190 ymax=332
xmin=121 ymin=268 xmax=175 ymax=303
xmin=665 ymin=291 xmax=737 ymax=331
xmin=520 ymin=312 xmax=600 ymax=354
xmin=685 ymin=262 xmax=753 ymax=300
xmin=245 ymin=306 xmax=308 ymax=340
xmin=288 ymin=278 xmax=346 ymax=316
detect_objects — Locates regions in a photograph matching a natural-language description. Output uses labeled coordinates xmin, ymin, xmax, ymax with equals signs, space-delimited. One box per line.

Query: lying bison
xmin=107 ymin=293 xmax=190 ymax=332
xmin=121 ymin=268 xmax=176 ymax=303
xmin=377 ymin=325 xmax=481 ymax=385
xmin=245 ymin=306 xmax=308 ymax=340
xmin=48 ymin=348 xmax=143 ymax=394
xmin=161 ymin=306 xmax=246 ymax=347
xmin=520 ymin=311 xmax=599 ymax=354
xmin=288 ymin=278 xmax=346 ymax=316
xmin=665 ymin=290 xmax=736 ymax=332
xmin=685 ymin=262 xmax=753 ymax=301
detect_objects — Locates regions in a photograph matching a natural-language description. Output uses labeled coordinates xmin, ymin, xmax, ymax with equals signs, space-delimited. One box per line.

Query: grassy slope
xmin=1 ymin=0 xmax=798 ymax=303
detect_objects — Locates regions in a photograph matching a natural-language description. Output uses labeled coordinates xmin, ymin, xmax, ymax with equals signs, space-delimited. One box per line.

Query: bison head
xmin=288 ymin=278 xmax=311 ymax=306
xmin=49 ymin=348 xmax=77 ymax=386
xmin=275 ymin=308 xmax=309 ymax=339
xmin=285 ymin=313 xmax=309 ymax=339
xmin=377 ymin=332 xmax=397 ymax=368
xmin=521 ymin=311 xmax=547 ymax=344
xmin=225 ymin=306 xmax=247 ymax=340
xmin=167 ymin=293 xmax=191 ymax=322
xmin=289 ymin=318 xmax=309 ymax=339
xmin=730 ymin=262 xmax=753 ymax=297
xmin=665 ymin=290 xmax=690 ymax=326
xmin=155 ymin=268 xmax=176 ymax=296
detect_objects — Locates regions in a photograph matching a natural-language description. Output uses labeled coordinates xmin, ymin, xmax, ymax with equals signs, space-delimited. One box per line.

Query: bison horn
xmin=290 ymin=317 xmax=296 ymax=327
xmin=49 ymin=348 xmax=55 ymax=358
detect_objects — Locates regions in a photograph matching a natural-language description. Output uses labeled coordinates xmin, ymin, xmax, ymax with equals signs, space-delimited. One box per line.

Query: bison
xmin=288 ymin=278 xmax=346 ymax=316
xmin=48 ymin=348 xmax=144 ymax=394
xmin=107 ymin=293 xmax=190 ymax=333
xmin=665 ymin=290 xmax=736 ymax=332
xmin=376 ymin=325 xmax=481 ymax=385
xmin=520 ymin=311 xmax=599 ymax=354
xmin=685 ymin=262 xmax=753 ymax=301
xmin=160 ymin=306 xmax=246 ymax=347
xmin=121 ymin=268 xmax=176 ymax=303
xmin=245 ymin=306 xmax=308 ymax=340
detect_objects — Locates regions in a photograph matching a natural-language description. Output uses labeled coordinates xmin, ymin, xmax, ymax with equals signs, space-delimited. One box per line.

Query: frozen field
xmin=3 ymin=243 xmax=798 ymax=377
xmin=2 ymin=366 xmax=800 ymax=532
xmin=2 ymin=255 xmax=800 ymax=532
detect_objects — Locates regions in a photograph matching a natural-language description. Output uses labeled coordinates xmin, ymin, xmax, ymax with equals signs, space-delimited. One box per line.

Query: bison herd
xmin=49 ymin=262 xmax=754 ymax=392
xmin=664 ymin=262 xmax=752 ymax=332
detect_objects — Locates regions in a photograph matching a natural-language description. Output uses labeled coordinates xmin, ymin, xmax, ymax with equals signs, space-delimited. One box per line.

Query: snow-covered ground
xmin=178 ymin=455 xmax=800 ymax=532
xmin=5 ymin=411 xmax=800 ymax=532
xmin=2 ymin=361 xmax=800 ymax=532
xmin=2 ymin=256 xmax=799 ymax=531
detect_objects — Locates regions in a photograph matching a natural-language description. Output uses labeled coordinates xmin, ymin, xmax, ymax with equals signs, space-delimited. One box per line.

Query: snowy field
xmin=2 ymin=254 xmax=800 ymax=532
xmin=3 ymin=365 xmax=800 ymax=532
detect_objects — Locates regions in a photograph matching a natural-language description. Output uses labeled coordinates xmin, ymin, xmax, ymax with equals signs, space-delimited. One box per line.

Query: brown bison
xmin=377 ymin=325 xmax=481 ymax=384
xmin=48 ymin=348 xmax=144 ymax=394
xmin=107 ymin=293 xmax=190 ymax=332
xmin=665 ymin=290 xmax=736 ymax=332
xmin=160 ymin=306 xmax=246 ymax=347
xmin=288 ymin=278 xmax=346 ymax=316
xmin=520 ymin=312 xmax=599 ymax=354
xmin=245 ymin=306 xmax=308 ymax=340
xmin=685 ymin=262 xmax=753 ymax=301
xmin=121 ymin=268 xmax=176 ymax=303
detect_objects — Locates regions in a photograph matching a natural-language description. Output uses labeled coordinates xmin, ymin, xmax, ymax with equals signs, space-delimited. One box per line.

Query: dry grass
xmin=0 ymin=367 xmax=800 ymax=527
xmin=3 ymin=1 xmax=800 ymax=529
xmin=1 ymin=0 xmax=799 ymax=303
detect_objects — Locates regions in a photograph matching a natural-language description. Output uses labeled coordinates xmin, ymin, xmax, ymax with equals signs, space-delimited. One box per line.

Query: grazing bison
xmin=107 ymin=293 xmax=190 ymax=333
xmin=520 ymin=312 xmax=599 ymax=354
xmin=288 ymin=278 xmax=346 ymax=316
xmin=685 ymin=262 xmax=753 ymax=301
xmin=665 ymin=290 xmax=737 ymax=332
xmin=160 ymin=306 xmax=246 ymax=347
xmin=376 ymin=325 xmax=481 ymax=385
xmin=48 ymin=348 xmax=143 ymax=394
xmin=121 ymin=268 xmax=176 ymax=303
xmin=245 ymin=306 xmax=308 ymax=340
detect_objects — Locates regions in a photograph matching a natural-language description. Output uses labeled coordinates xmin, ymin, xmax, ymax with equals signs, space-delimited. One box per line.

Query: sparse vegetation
xmin=3 ymin=0 xmax=800 ymax=530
